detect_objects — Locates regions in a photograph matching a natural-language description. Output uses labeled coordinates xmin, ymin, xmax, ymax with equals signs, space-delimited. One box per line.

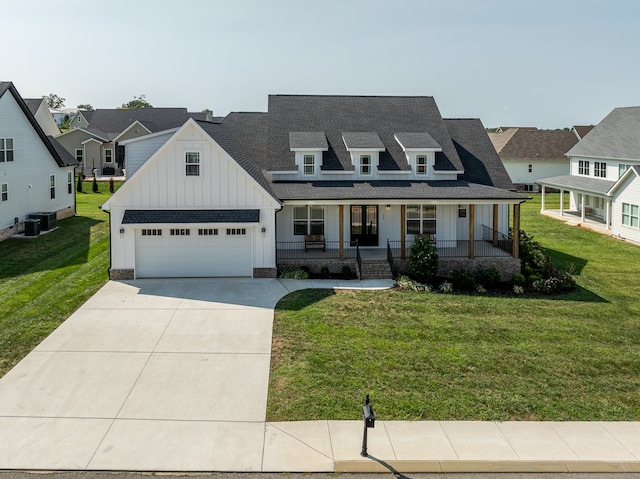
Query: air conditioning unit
xmin=29 ymin=212 xmax=57 ymax=231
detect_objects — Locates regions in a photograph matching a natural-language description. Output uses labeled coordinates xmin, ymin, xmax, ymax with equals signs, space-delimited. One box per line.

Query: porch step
xmin=359 ymin=259 xmax=393 ymax=280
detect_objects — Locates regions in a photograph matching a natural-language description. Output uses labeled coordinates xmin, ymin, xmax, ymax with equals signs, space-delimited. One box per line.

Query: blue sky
xmin=3 ymin=0 xmax=639 ymax=128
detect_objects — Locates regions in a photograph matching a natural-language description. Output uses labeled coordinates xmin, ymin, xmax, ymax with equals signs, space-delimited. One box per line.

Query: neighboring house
xmin=489 ymin=128 xmax=579 ymax=192
xmin=572 ymin=125 xmax=595 ymax=140
xmin=50 ymin=107 xmax=80 ymax=127
xmin=0 ymin=82 xmax=78 ymax=242
xmin=102 ymin=95 xmax=528 ymax=280
xmin=23 ymin=99 xmax=60 ymax=136
xmin=538 ymin=107 xmax=640 ymax=244
xmin=55 ymin=108 xmax=212 ymax=176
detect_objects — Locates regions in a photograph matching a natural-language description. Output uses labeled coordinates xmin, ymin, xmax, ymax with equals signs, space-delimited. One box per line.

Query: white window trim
xmin=622 ymin=202 xmax=639 ymax=228
xmin=1 ymin=183 xmax=7 ymax=202
xmin=303 ymin=154 xmax=316 ymax=176
xmin=360 ymin=155 xmax=372 ymax=175
xmin=185 ymin=151 xmax=200 ymax=177
xmin=416 ymin=155 xmax=428 ymax=175
xmin=293 ymin=205 xmax=325 ymax=236
xmin=0 ymin=138 xmax=14 ymax=162
xmin=50 ymin=174 xmax=56 ymax=199
xmin=406 ymin=204 xmax=437 ymax=235
xmin=104 ymin=148 xmax=113 ymax=163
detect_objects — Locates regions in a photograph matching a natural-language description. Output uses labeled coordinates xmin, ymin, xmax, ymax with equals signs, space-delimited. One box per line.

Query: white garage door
xmin=135 ymin=227 xmax=252 ymax=278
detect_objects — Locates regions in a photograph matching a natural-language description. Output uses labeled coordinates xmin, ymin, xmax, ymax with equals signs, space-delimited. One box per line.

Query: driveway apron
xmin=0 ymin=278 xmax=290 ymax=471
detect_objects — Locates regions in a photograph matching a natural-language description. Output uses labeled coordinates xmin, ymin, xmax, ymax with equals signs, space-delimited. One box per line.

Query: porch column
xmin=541 ymin=185 xmax=546 ymax=211
xmin=492 ymin=204 xmax=499 ymax=246
xmin=606 ymin=198 xmax=611 ymax=230
xmin=560 ymin=189 xmax=564 ymax=216
xmin=339 ymin=205 xmax=344 ymax=260
xmin=513 ymin=203 xmax=521 ymax=259
xmin=468 ymin=204 xmax=475 ymax=259
xmin=400 ymin=204 xmax=406 ymax=259
xmin=581 ymin=194 xmax=586 ymax=222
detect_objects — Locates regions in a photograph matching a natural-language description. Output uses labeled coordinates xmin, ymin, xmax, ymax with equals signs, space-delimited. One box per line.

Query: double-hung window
xmin=416 ymin=155 xmax=427 ymax=175
xmin=528 ymin=164 xmax=533 ymax=173
xmin=303 ymin=154 xmax=315 ymax=176
xmin=1 ymin=183 xmax=7 ymax=202
xmin=75 ymin=148 xmax=83 ymax=164
xmin=67 ymin=172 xmax=73 ymax=194
xmin=0 ymin=138 xmax=14 ymax=162
xmin=185 ymin=152 xmax=200 ymax=176
xmin=50 ymin=175 xmax=56 ymax=199
xmin=622 ymin=203 xmax=639 ymax=228
xmin=293 ymin=205 xmax=324 ymax=235
xmin=619 ymin=164 xmax=630 ymax=178
xmin=578 ymin=160 xmax=590 ymax=176
xmin=360 ymin=155 xmax=371 ymax=175
xmin=594 ymin=161 xmax=607 ymax=178
xmin=105 ymin=149 xmax=113 ymax=163
xmin=406 ymin=204 xmax=436 ymax=235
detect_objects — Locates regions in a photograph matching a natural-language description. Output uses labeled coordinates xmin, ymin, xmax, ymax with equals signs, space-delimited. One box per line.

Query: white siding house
xmin=539 ymin=107 xmax=640 ymax=245
xmin=0 ymin=82 xmax=78 ymax=242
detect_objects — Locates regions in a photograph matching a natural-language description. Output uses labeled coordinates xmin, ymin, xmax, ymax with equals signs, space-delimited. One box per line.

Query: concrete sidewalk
xmin=0 ymin=278 xmax=638 ymax=473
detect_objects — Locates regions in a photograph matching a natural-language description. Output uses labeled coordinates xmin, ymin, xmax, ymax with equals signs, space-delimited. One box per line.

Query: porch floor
xmin=541 ymin=209 xmax=610 ymax=234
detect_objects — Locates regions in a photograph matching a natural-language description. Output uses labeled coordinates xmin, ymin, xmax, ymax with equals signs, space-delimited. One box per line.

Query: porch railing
xmin=276 ymin=241 xmax=358 ymax=260
xmin=387 ymin=240 xmax=396 ymax=276
xmin=387 ymin=238 xmax=512 ymax=259
xmin=481 ymin=225 xmax=513 ymax=256
xmin=356 ymin=241 xmax=362 ymax=279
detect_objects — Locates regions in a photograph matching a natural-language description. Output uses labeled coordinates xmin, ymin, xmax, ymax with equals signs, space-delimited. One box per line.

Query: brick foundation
xmin=278 ymin=259 xmax=358 ymax=277
xmin=109 ymin=269 xmax=135 ymax=280
xmin=253 ymin=267 xmax=278 ymax=278
xmin=394 ymin=257 xmax=521 ymax=281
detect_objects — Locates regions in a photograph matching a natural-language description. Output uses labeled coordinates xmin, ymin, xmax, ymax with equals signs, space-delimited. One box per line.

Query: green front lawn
xmin=267 ymin=194 xmax=640 ymax=421
xmin=0 ymin=183 xmax=118 ymax=377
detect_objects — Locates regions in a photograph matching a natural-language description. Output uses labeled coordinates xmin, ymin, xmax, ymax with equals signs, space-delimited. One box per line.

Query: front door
xmin=350 ymin=205 xmax=378 ymax=246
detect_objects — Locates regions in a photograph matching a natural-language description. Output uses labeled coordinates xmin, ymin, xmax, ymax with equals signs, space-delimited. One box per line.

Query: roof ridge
xmin=269 ymin=94 xmax=435 ymax=99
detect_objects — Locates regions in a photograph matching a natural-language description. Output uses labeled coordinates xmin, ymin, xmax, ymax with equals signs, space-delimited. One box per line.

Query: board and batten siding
xmin=612 ymin=173 xmax=640 ymax=243
xmin=108 ymin=122 xmax=279 ymax=273
xmin=0 ymin=90 xmax=75 ymax=234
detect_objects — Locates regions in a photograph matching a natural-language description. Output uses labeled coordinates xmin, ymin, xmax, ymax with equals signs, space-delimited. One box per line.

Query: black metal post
xmin=361 ymin=394 xmax=374 ymax=457
xmin=361 ymin=420 xmax=368 ymax=457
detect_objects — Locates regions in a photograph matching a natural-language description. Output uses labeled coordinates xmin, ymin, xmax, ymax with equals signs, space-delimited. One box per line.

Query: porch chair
xmin=304 ymin=234 xmax=326 ymax=252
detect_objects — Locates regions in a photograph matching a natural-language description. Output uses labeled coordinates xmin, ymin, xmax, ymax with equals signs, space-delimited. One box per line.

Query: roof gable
xmin=490 ymin=129 xmax=578 ymax=162
xmin=0 ymin=82 xmax=78 ymax=167
xmin=568 ymin=107 xmax=640 ymax=160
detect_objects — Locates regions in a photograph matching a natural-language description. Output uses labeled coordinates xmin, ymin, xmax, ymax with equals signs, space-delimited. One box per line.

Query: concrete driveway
xmin=0 ymin=278 xmax=291 ymax=470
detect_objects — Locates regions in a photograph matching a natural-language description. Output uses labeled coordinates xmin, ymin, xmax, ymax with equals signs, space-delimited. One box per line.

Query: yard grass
xmin=0 ymin=182 xmax=118 ymax=377
xmin=267 ymin=194 xmax=640 ymax=421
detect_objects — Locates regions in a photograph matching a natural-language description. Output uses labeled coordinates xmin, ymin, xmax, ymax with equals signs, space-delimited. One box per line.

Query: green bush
xmin=409 ymin=237 xmax=439 ymax=283
xmin=92 ymin=177 xmax=99 ymax=193
xmin=396 ymin=275 xmax=431 ymax=292
xmin=279 ymin=268 xmax=310 ymax=280
xmin=76 ymin=175 xmax=83 ymax=193
xmin=341 ymin=265 xmax=353 ymax=278
xmin=320 ymin=266 xmax=330 ymax=279
xmin=516 ymin=229 xmax=546 ymax=275
xmin=451 ymin=268 xmax=476 ymax=291
xmin=528 ymin=274 xmax=542 ymax=285
xmin=438 ymin=281 xmax=453 ymax=293
xmin=512 ymin=273 xmax=527 ymax=287
xmin=474 ymin=266 xmax=502 ymax=289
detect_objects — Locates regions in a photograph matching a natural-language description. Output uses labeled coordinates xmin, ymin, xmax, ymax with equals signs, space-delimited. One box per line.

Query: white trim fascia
xmin=607 ymin=166 xmax=640 ymax=196
xmin=538 ymin=180 xmax=612 ymax=198
xmin=320 ymin=170 xmax=355 ymax=175
xmin=268 ymin=170 xmax=299 ymax=175
xmin=102 ymin=118 xmax=281 ymax=210
xmin=113 ymin=120 xmax=153 ymax=142
xmin=401 ymin=147 xmax=442 ymax=153
xmin=118 ymin=127 xmax=180 ymax=146
xmin=344 ymin=145 xmax=386 ymax=153
xmin=432 ymin=170 xmax=464 ymax=175
xmin=378 ymin=170 xmax=412 ymax=175
xmin=81 ymin=137 xmax=105 ymax=145
xmin=281 ymin=198 xmax=525 ymax=206
xmin=290 ymin=147 xmax=329 ymax=152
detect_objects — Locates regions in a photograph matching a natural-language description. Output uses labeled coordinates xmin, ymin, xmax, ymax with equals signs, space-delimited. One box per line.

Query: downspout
xmin=102 ymin=207 xmax=112 ymax=279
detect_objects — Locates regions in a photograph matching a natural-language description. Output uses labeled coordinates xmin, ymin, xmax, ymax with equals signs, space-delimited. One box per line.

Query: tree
xmin=409 ymin=236 xmax=439 ymax=284
xmin=76 ymin=174 xmax=83 ymax=193
xmin=77 ymin=104 xmax=94 ymax=111
xmin=42 ymin=93 xmax=65 ymax=109
xmin=119 ymin=94 xmax=152 ymax=109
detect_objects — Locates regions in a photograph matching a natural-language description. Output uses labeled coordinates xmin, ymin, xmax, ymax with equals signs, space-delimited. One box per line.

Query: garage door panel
xmin=135 ymin=228 xmax=252 ymax=278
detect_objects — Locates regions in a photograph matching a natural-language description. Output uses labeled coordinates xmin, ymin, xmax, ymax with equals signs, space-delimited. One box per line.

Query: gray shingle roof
xmin=489 ymin=129 xmax=578 ymax=162
xmin=271 ymin=180 xmax=525 ymax=201
xmin=568 ymin=107 xmax=640 ymax=160
xmin=23 ymin=98 xmax=43 ymax=116
xmin=122 ymin=209 xmax=260 ymax=224
xmin=537 ymin=174 xmax=615 ymax=195
xmin=289 ymin=132 xmax=328 ymax=150
xmin=80 ymin=108 xmax=211 ymax=141
xmin=394 ymin=132 xmax=441 ymax=149
xmin=266 ymin=95 xmax=464 ymax=173
xmin=342 ymin=132 xmax=385 ymax=150
xmin=445 ymin=119 xmax=515 ymax=190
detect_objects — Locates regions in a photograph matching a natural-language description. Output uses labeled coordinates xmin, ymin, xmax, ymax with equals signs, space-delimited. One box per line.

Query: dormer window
xmin=303 ymin=154 xmax=316 ymax=175
xmin=416 ymin=155 xmax=427 ymax=175
xmin=360 ymin=155 xmax=372 ymax=175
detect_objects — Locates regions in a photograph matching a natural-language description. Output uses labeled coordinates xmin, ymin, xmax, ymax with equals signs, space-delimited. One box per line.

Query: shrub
xmin=512 ymin=273 xmax=527 ymax=287
xmin=474 ymin=266 xmax=502 ymax=289
xmin=279 ymin=268 xmax=309 ymax=280
xmin=92 ymin=177 xmax=99 ymax=193
xmin=396 ymin=275 xmax=431 ymax=292
xmin=341 ymin=265 xmax=353 ymax=278
xmin=531 ymin=270 xmax=576 ymax=295
xmin=528 ymin=274 xmax=542 ymax=286
xmin=409 ymin=237 xmax=439 ymax=284
xmin=109 ymin=177 xmax=115 ymax=193
xmin=76 ymin=175 xmax=83 ymax=193
xmin=320 ymin=266 xmax=330 ymax=279
xmin=516 ymin=229 xmax=546 ymax=275
xmin=475 ymin=284 xmax=487 ymax=294
xmin=513 ymin=285 xmax=525 ymax=295
xmin=451 ymin=268 xmax=476 ymax=291
xmin=438 ymin=281 xmax=453 ymax=293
